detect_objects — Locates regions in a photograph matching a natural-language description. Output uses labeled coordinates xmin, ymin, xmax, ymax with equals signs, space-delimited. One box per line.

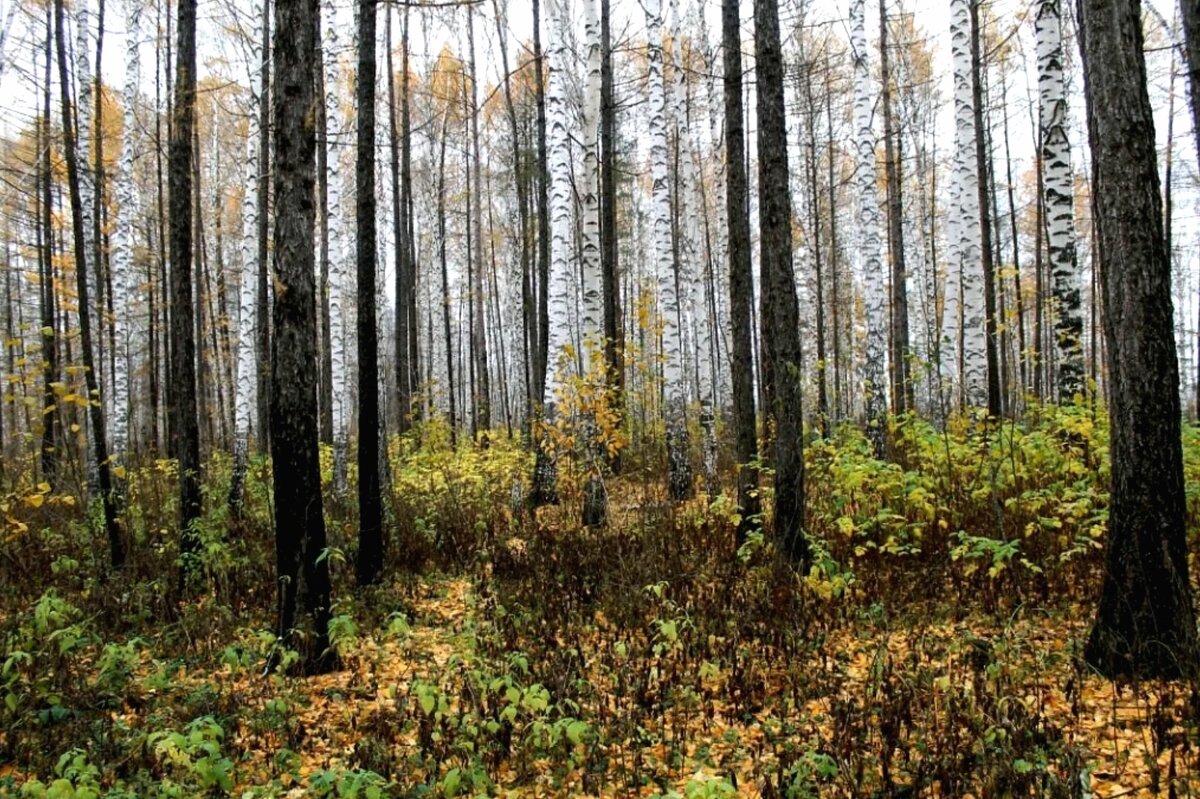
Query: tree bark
xmin=880 ymin=0 xmax=912 ymax=416
xmin=168 ymin=0 xmax=202 ymax=574
xmin=1078 ymin=0 xmax=1199 ymax=679
xmin=600 ymin=0 xmax=623 ymax=473
xmin=355 ymin=0 xmax=383 ymax=585
xmin=754 ymin=0 xmax=805 ymax=563
xmin=270 ymin=0 xmax=335 ymax=676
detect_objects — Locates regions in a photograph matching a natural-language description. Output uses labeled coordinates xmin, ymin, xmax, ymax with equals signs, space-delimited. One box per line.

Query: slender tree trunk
xmin=168 ymin=0 xmax=202 ymax=574
xmin=54 ymin=0 xmax=125 ymax=569
xmin=1078 ymin=0 xmax=1198 ymax=679
xmin=851 ymin=0 xmax=887 ymax=451
xmin=316 ymin=12 xmax=333 ymax=445
xmin=38 ymin=15 xmax=58 ymax=490
xmin=880 ymin=0 xmax=912 ymax=416
xmin=1037 ymin=0 xmax=1084 ymax=401
xmin=256 ymin=0 xmax=272 ymax=452
xmin=599 ymin=0 xmax=623 ymax=474
xmin=533 ymin=0 xmax=550 ymax=409
xmin=645 ymin=0 xmax=691 ymax=500
xmin=970 ymin=0 xmax=1001 ymax=418
xmin=230 ymin=11 xmax=263 ymax=518
xmin=436 ymin=114 xmax=457 ymax=449
xmin=1001 ymin=72 xmax=1027 ymax=401
xmin=826 ymin=65 xmax=843 ymax=424
xmin=800 ymin=51 xmax=827 ymax=436
xmin=388 ymin=5 xmax=411 ymax=434
xmin=950 ymin=0 xmax=986 ymax=408
xmin=580 ymin=0 xmax=606 ymax=523
xmin=754 ymin=0 xmax=805 ymax=563
xmin=322 ymin=0 xmax=350 ymax=494
xmin=355 ymin=0 xmax=383 ymax=585
xmin=402 ymin=6 xmax=418 ymax=425
xmin=111 ymin=0 xmax=141 ymax=477
xmin=466 ymin=7 xmax=490 ymax=435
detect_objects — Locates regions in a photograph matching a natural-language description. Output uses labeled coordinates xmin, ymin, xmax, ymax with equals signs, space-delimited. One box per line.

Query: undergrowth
xmin=1 ymin=405 xmax=1198 ymax=796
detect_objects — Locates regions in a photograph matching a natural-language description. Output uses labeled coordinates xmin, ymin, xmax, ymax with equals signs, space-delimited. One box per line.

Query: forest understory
xmin=3 ymin=407 xmax=1200 ymax=798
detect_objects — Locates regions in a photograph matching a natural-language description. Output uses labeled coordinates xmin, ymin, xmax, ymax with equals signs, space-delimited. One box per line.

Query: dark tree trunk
xmin=436 ymin=114 xmax=456 ymax=449
xmin=723 ymin=0 xmax=760 ymax=545
xmin=1033 ymin=144 xmax=1046 ymax=401
xmin=970 ymin=0 xmax=1001 ymax=418
xmin=388 ymin=5 xmax=411 ymax=434
xmin=39 ymin=12 xmax=59 ymax=490
xmin=1001 ymin=76 xmax=1027 ymax=400
xmin=355 ymin=0 xmax=383 ymax=586
xmin=753 ymin=0 xmax=805 ymax=564
xmin=270 ymin=0 xmax=334 ymax=676
xmin=54 ymin=0 xmax=124 ymax=570
xmin=168 ymin=0 xmax=202 ymax=574
xmin=491 ymin=0 xmax=531 ymax=436
xmin=880 ymin=0 xmax=912 ymax=415
xmin=401 ymin=5 xmax=418 ymax=426
xmin=600 ymin=0 xmax=623 ymax=473
xmin=1078 ymin=0 xmax=1199 ymax=680
xmin=466 ymin=7 xmax=490 ymax=435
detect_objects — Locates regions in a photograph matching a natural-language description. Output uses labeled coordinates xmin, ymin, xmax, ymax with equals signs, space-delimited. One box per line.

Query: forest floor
xmin=3 ymin=408 xmax=1200 ymax=797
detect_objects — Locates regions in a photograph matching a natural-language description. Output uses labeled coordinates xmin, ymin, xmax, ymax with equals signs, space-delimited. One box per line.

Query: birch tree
xmin=533 ymin=0 xmax=574 ymax=504
xmin=230 ymin=11 xmax=263 ymax=518
xmin=949 ymin=0 xmax=987 ymax=409
xmin=851 ymin=0 xmax=886 ymax=453
xmin=580 ymin=0 xmax=608 ymax=524
xmin=1035 ymin=0 xmax=1083 ymax=401
xmin=671 ymin=1 xmax=716 ymax=491
xmin=645 ymin=0 xmax=691 ymax=500
xmin=110 ymin=0 xmax=140 ymax=474
xmin=322 ymin=0 xmax=351 ymax=496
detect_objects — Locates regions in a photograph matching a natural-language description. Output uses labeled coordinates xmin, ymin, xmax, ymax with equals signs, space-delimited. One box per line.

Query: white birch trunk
xmin=1035 ymin=0 xmax=1084 ymax=400
xmin=851 ymin=0 xmax=888 ymax=447
xmin=323 ymin=0 xmax=351 ymax=496
xmin=74 ymin=0 xmax=100 ymax=484
xmin=581 ymin=0 xmax=603 ymax=364
xmin=542 ymin=0 xmax=575 ymax=405
xmin=229 ymin=13 xmax=263 ymax=514
xmin=646 ymin=0 xmax=691 ymax=499
xmin=110 ymin=0 xmax=140 ymax=465
xmin=950 ymin=0 xmax=987 ymax=408
xmin=671 ymin=2 xmax=715 ymax=490
xmin=533 ymin=0 xmax=575 ymax=501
